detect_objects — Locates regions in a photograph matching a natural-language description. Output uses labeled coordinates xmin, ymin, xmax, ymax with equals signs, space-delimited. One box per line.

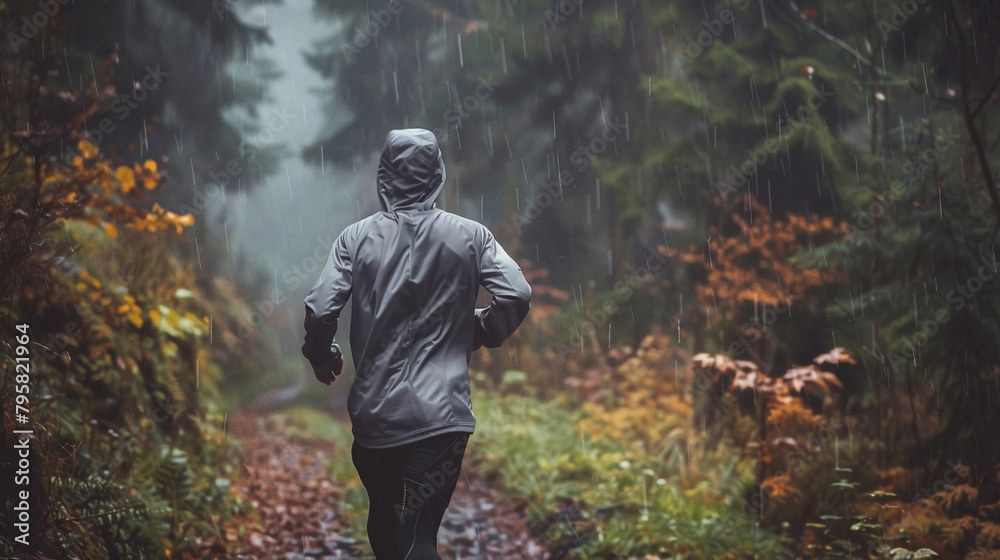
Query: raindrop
xmin=194 ymin=236 xmax=203 ymax=270
xmin=675 ymin=166 xmax=684 ymax=201
xmin=393 ymin=71 xmax=400 ymax=106
xmin=500 ymin=37 xmax=508 ymax=74
xmin=88 ymin=50 xmax=96 ymax=83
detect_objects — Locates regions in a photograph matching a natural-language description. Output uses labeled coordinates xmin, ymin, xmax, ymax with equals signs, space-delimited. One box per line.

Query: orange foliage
xmin=761 ymin=474 xmax=803 ymax=503
xmin=685 ymin=196 xmax=846 ymax=317
xmin=39 ymin=139 xmax=192 ymax=235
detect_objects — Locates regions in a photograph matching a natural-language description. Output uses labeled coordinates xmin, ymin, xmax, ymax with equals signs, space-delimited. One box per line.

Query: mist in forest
xmin=3 ymin=0 xmax=999 ymax=557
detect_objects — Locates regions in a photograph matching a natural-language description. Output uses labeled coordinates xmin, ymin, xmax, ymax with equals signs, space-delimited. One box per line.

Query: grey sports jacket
xmin=302 ymin=128 xmax=531 ymax=448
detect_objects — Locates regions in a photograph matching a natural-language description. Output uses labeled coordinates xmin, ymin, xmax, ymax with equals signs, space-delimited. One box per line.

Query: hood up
xmin=376 ymin=128 xmax=446 ymax=212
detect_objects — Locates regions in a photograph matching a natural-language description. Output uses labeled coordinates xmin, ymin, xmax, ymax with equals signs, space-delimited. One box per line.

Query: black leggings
xmin=351 ymin=431 xmax=469 ymax=560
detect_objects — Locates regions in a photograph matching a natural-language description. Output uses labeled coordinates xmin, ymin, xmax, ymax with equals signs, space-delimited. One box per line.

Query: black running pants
xmin=351 ymin=431 xmax=469 ymax=560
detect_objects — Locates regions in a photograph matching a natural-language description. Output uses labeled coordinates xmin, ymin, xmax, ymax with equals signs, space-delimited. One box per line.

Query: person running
xmin=301 ymin=128 xmax=531 ymax=560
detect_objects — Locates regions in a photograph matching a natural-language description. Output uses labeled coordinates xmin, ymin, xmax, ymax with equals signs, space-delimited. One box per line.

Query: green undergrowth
xmin=469 ymin=390 xmax=792 ymax=559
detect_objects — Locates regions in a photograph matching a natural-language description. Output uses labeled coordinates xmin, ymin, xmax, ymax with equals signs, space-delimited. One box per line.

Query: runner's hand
xmin=314 ymin=356 xmax=343 ymax=385
xmin=315 ymin=343 xmax=344 ymax=385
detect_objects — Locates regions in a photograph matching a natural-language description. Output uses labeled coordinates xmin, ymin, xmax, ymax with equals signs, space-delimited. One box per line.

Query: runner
xmin=302 ymin=128 xmax=531 ymax=560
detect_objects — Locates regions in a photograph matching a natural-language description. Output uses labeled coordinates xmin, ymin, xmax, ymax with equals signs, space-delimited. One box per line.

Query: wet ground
xmin=200 ymin=413 xmax=545 ymax=560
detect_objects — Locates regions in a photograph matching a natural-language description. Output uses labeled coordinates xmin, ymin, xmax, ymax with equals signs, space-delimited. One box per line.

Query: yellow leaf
xmin=78 ymin=139 xmax=99 ymax=159
xmin=103 ymin=222 xmax=119 ymax=238
xmin=128 ymin=312 xmax=143 ymax=328
xmin=149 ymin=308 xmax=162 ymax=324
xmin=143 ymin=159 xmax=157 ymax=174
xmin=116 ymin=166 xmax=136 ymax=194
xmin=79 ymin=269 xmax=101 ymax=289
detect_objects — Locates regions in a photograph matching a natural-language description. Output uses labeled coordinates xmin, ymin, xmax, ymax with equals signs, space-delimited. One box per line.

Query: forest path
xmin=203 ymin=412 xmax=544 ymax=559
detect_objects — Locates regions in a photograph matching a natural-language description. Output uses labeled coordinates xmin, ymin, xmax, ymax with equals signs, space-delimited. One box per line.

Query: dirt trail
xmin=200 ymin=413 xmax=544 ymax=559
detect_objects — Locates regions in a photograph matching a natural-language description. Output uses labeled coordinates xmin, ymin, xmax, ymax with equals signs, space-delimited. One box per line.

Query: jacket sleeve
xmin=302 ymin=228 xmax=353 ymax=372
xmin=474 ymin=231 xmax=531 ymax=348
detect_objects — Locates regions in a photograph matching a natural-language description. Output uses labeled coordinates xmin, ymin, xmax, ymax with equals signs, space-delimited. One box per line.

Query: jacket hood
xmin=377 ymin=128 xmax=446 ymax=212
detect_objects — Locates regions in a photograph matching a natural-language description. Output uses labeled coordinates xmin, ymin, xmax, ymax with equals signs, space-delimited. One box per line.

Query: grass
xmin=469 ymin=389 xmax=792 ymax=559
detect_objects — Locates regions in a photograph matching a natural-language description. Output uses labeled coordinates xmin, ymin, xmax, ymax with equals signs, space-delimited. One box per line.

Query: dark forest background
xmin=2 ymin=0 xmax=999 ymax=558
